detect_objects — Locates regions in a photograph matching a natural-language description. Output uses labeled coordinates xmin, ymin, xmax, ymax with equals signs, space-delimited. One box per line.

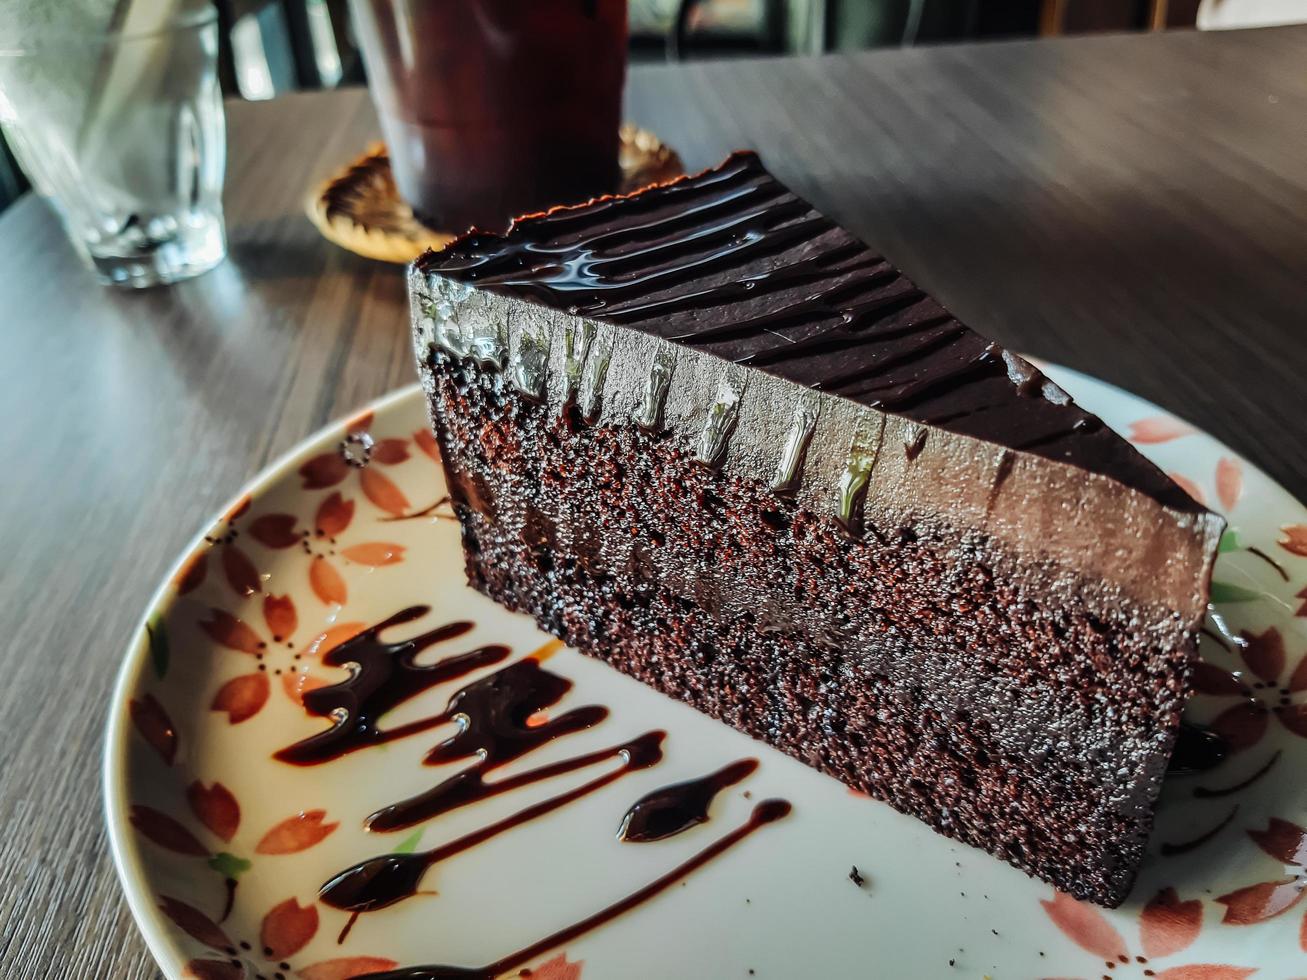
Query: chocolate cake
xmin=408 ymin=151 xmax=1224 ymax=907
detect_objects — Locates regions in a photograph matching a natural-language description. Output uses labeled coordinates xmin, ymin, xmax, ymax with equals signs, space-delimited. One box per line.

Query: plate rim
xmin=101 ymin=366 xmax=1300 ymax=976
xmin=102 ymin=382 xmax=424 ymax=976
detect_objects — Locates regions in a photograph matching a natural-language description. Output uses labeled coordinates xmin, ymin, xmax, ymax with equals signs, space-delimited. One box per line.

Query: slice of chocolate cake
xmin=408 ymin=151 xmax=1224 ymax=907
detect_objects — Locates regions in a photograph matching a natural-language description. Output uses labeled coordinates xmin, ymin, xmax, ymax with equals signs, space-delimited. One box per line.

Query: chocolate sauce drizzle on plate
xmin=274 ymin=606 xmax=509 ymax=765
xmin=282 ymin=607 xmax=790 ymax=974
xmin=617 ymin=758 xmax=758 ymax=843
xmin=349 ymin=800 xmax=792 ymax=980
xmin=367 ymin=658 xmax=610 ymax=831
xmin=1168 ymin=721 xmax=1230 ymax=775
xmin=322 ymin=732 xmax=666 ymax=913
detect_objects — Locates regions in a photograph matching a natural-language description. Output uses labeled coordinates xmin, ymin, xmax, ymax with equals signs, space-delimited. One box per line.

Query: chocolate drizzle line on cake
xmin=422 ymin=152 xmax=1200 ymax=512
xmin=617 ymin=758 xmax=759 ymax=843
xmin=347 ymin=801 xmax=792 ymax=980
xmin=282 ymin=607 xmax=789 ymax=965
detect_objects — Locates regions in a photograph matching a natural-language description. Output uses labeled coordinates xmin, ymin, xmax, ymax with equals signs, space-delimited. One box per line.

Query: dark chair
xmin=0 ymin=136 xmax=30 ymax=215
xmin=214 ymin=0 xmax=363 ymax=99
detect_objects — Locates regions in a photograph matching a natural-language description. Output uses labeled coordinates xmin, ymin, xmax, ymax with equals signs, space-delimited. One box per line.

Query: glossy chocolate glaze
xmin=420 ymin=152 xmax=1198 ymax=511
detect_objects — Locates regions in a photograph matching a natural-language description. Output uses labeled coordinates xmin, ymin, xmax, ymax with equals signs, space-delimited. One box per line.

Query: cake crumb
xmin=848 ymin=865 xmax=867 ymax=888
xmin=948 ymin=960 xmax=955 ymax=968
xmin=743 ymin=790 xmax=752 ymax=799
xmin=991 ymin=929 xmax=999 ymax=936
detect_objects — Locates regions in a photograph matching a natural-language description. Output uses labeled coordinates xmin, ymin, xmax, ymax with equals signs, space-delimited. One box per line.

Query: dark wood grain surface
xmin=2 ymin=25 xmax=1305 ymax=978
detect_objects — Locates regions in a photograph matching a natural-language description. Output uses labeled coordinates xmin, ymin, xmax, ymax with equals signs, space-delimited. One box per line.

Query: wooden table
xmin=2 ymin=25 xmax=1306 ymax=978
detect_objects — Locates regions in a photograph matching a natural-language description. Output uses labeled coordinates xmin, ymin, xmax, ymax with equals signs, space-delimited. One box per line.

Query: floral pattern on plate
xmin=106 ymin=369 xmax=1307 ymax=979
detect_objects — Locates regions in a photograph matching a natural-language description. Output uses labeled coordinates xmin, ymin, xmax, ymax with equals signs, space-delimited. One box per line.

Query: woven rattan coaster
xmin=307 ymin=124 xmax=685 ymax=264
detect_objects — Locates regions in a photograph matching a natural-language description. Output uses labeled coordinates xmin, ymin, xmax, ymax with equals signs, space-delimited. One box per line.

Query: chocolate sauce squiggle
xmin=274 ymin=607 xmax=508 ymax=765
xmin=617 ymin=758 xmax=758 ymax=842
xmin=352 ymin=801 xmax=793 ymax=980
xmin=322 ymin=733 xmax=666 ymax=913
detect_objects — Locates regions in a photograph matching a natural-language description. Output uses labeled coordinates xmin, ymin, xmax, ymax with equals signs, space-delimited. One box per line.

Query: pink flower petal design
xmin=1154 ymin=968 xmax=1256 ymax=980
xmin=372 ymin=438 xmax=410 ymax=465
xmin=1278 ymin=525 xmax=1307 ymax=558
xmin=413 ymin=429 xmax=441 ymax=463
xmin=526 ymin=953 xmax=584 ymax=980
xmin=130 ymin=806 xmax=210 ymax=856
xmin=1288 ymin=655 xmax=1307 ymax=694
xmin=1040 ymin=890 xmax=1127 ymax=960
xmin=1140 ymin=887 xmax=1202 ymax=958
xmin=263 ymin=593 xmax=298 ymax=642
xmin=261 ymin=898 xmax=319 ymax=959
xmin=315 ymin=493 xmax=355 ymax=538
xmin=1209 ymin=700 xmax=1270 ymax=752
xmin=256 ymin=810 xmax=339 ymax=854
xmin=310 ymin=557 xmax=347 ymax=606
xmin=297 ymin=958 xmax=400 ymax=980
xmin=340 ymin=542 xmax=406 ymax=567
xmin=175 ymin=551 xmax=208 ymax=594
xmin=223 ymin=495 xmax=252 ymax=524
xmin=1247 ymin=818 xmax=1307 ymax=866
xmin=1129 ymin=417 xmax=1195 ymax=444
xmin=1278 ymin=702 xmax=1307 ymax=739
xmin=360 ymin=467 xmax=411 ymax=517
xmin=346 ymin=410 xmax=375 ymax=434
xmin=300 ymin=452 xmax=349 ymax=489
xmin=188 ymin=781 xmax=240 ymax=843
xmin=249 ymin=514 xmax=302 ymax=549
xmin=1168 ymin=472 xmax=1207 ymax=507
xmin=1215 ymin=877 xmax=1307 ymax=924
xmin=221 ymin=544 xmax=262 ymax=597
xmin=1191 ymin=662 xmax=1249 ymax=697
xmin=282 ymin=669 xmax=331 ymax=707
xmin=130 ymin=693 xmax=177 ymax=765
xmin=1215 ymin=458 xmax=1243 ymax=513
xmin=211 ymin=672 xmax=270 ymax=725
xmin=158 ymin=896 xmax=231 ymax=950
xmin=307 ymin=622 xmax=366 ymax=660
xmin=1239 ymin=628 xmax=1286 ymax=683
xmin=185 ymin=959 xmax=244 ymax=980
xmin=199 ymin=610 xmax=264 ymax=655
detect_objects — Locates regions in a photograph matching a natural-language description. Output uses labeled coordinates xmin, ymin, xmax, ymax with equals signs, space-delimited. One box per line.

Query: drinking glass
xmin=0 ymin=7 xmax=227 ymax=288
xmin=348 ymin=0 xmax=628 ymax=233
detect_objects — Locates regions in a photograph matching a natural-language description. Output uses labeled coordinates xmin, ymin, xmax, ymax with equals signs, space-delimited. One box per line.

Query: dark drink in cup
xmin=350 ymin=0 xmax=628 ymax=232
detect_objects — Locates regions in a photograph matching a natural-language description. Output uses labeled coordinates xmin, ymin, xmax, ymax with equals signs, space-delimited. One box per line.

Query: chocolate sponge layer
xmin=419 ymin=348 xmax=1196 ymax=907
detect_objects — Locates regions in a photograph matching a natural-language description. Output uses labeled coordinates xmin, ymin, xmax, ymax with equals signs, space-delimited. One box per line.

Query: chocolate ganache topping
xmin=421 ymin=150 xmax=1197 ymax=513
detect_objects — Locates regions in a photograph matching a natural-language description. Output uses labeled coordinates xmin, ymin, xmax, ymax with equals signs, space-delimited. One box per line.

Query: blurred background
xmin=1 ymin=0 xmax=1301 ymax=216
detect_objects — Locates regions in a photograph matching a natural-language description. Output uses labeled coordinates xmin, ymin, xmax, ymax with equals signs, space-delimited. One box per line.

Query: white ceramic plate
xmin=106 ymin=366 xmax=1307 ymax=980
